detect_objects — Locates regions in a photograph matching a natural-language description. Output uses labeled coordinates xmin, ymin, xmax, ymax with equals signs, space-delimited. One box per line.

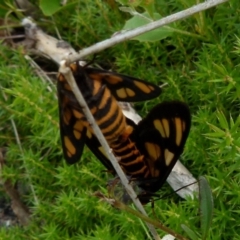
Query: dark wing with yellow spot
xmin=58 ymin=75 xmax=87 ymax=164
xmin=85 ymin=68 xmax=161 ymax=102
xmin=131 ymin=101 xmax=191 ymax=193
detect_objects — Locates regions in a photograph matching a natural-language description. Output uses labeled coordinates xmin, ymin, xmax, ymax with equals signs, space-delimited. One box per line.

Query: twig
xmin=59 ymin=62 xmax=161 ymax=240
xmin=10 ymin=119 xmax=39 ymax=206
xmin=24 ymin=55 xmax=57 ymax=99
xmin=67 ymin=0 xmax=229 ymax=63
xmin=0 ymin=148 xmax=31 ymax=226
xmin=94 ymin=191 xmax=188 ymax=240
xmin=0 ymin=88 xmax=39 ymax=206
xmin=21 ymin=0 xmax=228 ymax=66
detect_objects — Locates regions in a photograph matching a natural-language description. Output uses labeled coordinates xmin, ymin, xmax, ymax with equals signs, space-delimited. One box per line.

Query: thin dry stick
xmin=24 ymin=55 xmax=57 ymax=99
xmin=24 ymin=55 xmax=56 ymax=89
xmin=0 ymin=89 xmax=39 ymax=206
xmin=67 ymin=0 xmax=229 ymax=63
xmin=0 ymin=149 xmax=31 ymax=226
xmin=94 ymin=192 xmax=188 ymax=240
xmin=10 ymin=119 xmax=39 ymax=206
xmin=59 ymin=62 xmax=161 ymax=240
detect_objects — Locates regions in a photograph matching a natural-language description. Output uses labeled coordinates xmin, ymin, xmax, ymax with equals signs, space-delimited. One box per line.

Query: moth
xmin=57 ymin=62 xmax=191 ymax=203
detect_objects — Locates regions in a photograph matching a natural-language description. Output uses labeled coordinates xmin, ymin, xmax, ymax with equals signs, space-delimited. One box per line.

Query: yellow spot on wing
xmin=164 ymin=149 xmax=174 ymax=166
xmin=73 ymin=130 xmax=81 ymax=139
xmin=154 ymin=119 xmax=165 ymax=137
xmin=175 ymin=118 xmax=182 ymax=146
xmin=72 ymin=109 xmax=83 ymax=119
xmin=116 ymin=88 xmax=127 ymax=99
xmin=86 ymin=129 xmax=92 ymax=138
xmin=143 ymin=142 xmax=161 ymax=177
xmin=162 ymin=119 xmax=169 ymax=137
xmin=148 ymin=85 xmax=154 ymax=91
xmin=126 ymin=88 xmax=135 ymax=97
xmin=89 ymin=73 xmax=101 ymax=82
xmin=145 ymin=142 xmax=161 ymax=161
xmin=64 ymin=136 xmax=76 ymax=155
xmin=74 ymin=120 xmax=83 ymax=131
xmin=105 ymin=75 xmax=123 ymax=84
xmin=73 ymin=120 xmax=84 ymax=140
xmin=99 ymin=146 xmax=108 ymax=158
xmin=133 ymin=81 xmax=151 ymax=93
xmin=63 ymin=108 xmax=72 ymax=125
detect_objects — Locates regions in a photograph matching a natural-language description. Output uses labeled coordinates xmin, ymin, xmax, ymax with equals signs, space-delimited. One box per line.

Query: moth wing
xmin=133 ymin=101 xmax=191 ymax=192
xmin=58 ymin=76 xmax=87 ymax=164
xmin=85 ymin=68 xmax=161 ymax=102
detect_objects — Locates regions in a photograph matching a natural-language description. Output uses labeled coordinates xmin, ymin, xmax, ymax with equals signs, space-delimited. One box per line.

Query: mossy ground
xmin=0 ymin=1 xmax=239 ymax=239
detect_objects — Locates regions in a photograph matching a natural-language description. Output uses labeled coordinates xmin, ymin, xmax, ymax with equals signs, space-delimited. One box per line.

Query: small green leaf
xmin=181 ymin=224 xmax=199 ymax=240
xmin=229 ymin=115 xmax=235 ymax=129
xmin=204 ymin=132 xmax=225 ymax=138
xmin=40 ymin=0 xmax=61 ymax=16
xmin=199 ymin=176 xmax=214 ymax=240
xmin=119 ymin=7 xmax=137 ymax=15
xmin=230 ymin=115 xmax=240 ymax=132
xmin=216 ymin=110 xmax=229 ymax=130
xmin=207 ymin=123 xmax=226 ymax=135
xmin=123 ymin=12 xmax=173 ymax=42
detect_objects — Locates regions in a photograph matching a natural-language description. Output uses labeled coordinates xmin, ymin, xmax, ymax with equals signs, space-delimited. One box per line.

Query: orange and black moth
xmin=57 ymin=62 xmax=191 ymax=203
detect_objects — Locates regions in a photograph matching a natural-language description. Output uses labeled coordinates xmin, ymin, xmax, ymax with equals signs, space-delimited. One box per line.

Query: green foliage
xmin=123 ymin=12 xmax=173 ymax=42
xmin=39 ymin=0 xmax=61 ymax=16
xmin=0 ymin=0 xmax=240 ymax=239
xmin=182 ymin=176 xmax=213 ymax=240
xmin=181 ymin=224 xmax=199 ymax=240
xmin=199 ymin=176 xmax=213 ymax=240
